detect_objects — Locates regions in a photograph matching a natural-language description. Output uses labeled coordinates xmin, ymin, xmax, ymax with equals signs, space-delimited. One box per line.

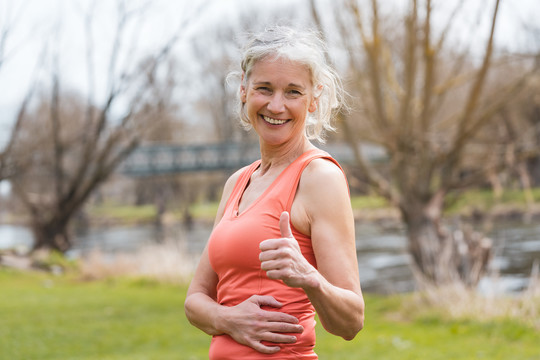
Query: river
xmin=1 ymin=221 xmax=539 ymax=294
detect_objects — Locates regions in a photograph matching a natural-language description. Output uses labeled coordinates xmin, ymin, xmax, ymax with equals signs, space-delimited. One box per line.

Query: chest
xmin=237 ymin=169 xmax=311 ymax=236
xmin=237 ymin=171 xmax=280 ymax=214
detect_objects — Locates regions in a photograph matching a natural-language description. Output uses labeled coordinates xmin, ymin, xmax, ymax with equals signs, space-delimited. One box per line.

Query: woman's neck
xmin=258 ymin=137 xmax=315 ymax=175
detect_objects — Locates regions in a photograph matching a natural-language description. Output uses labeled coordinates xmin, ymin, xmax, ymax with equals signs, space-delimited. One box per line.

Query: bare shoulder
xmin=292 ymin=157 xmax=351 ymax=235
xmin=299 ymin=157 xmax=351 ymax=220
xmin=221 ymin=165 xmax=249 ymax=202
xmin=301 ymin=157 xmax=348 ymax=193
xmin=224 ymin=166 xmax=246 ymax=191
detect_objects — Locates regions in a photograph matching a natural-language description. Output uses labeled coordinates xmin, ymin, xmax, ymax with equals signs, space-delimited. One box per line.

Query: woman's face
xmin=241 ymin=57 xmax=317 ymax=146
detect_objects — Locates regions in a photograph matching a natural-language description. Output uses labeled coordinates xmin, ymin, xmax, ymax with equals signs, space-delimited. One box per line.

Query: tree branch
xmin=447 ymin=0 xmax=500 ymax=163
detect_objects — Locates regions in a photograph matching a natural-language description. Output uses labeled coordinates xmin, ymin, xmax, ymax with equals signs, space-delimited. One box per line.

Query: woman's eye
xmin=257 ymin=87 xmax=272 ymax=93
xmin=288 ymin=89 xmax=303 ymax=97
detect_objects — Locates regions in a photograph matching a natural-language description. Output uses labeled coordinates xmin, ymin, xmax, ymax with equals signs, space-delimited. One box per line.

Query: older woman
xmin=184 ymin=26 xmax=364 ymax=359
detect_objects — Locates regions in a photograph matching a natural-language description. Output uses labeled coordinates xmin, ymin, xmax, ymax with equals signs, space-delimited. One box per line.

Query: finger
xmin=259 ymin=238 xmax=280 ymax=251
xmin=258 ymin=308 xmax=300 ymax=325
xmin=251 ymin=295 xmax=283 ymax=309
xmin=265 ymin=269 xmax=288 ymax=281
xmin=261 ymin=331 xmax=298 ymax=344
xmin=259 ymin=249 xmax=281 ymax=262
xmin=279 ymin=211 xmax=293 ymax=238
xmin=250 ymin=341 xmax=281 ymax=354
xmin=250 ymin=296 xmax=301 ymax=324
xmin=264 ymin=309 xmax=301 ymax=325
xmin=266 ymin=321 xmax=304 ymax=334
xmin=260 ymin=258 xmax=282 ymax=271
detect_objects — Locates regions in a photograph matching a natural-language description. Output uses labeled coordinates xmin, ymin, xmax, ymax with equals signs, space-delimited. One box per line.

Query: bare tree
xmin=191 ymin=24 xmax=242 ymax=143
xmin=9 ymin=1 xmax=204 ymax=253
xmin=451 ymin=60 xmax=540 ymax=220
xmin=0 ymin=1 xmax=41 ymax=181
xmin=311 ymin=0 xmax=540 ymax=287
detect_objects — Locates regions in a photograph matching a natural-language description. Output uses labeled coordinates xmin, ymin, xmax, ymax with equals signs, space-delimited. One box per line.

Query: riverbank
xmin=1 ymin=188 xmax=539 ymax=228
xmin=2 ymin=189 xmax=539 ymax=295
xmin=1 ymin=268 xmax=538 ymax=360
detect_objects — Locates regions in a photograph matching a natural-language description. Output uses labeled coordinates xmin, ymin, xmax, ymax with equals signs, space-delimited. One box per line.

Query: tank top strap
xmin=277 ymin=148 xmax=346 ymax=212
xmin=223 ymin=160 xmax=261 ymax=216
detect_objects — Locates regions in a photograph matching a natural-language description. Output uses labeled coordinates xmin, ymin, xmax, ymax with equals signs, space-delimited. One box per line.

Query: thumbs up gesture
xmin=259 ymin=211 xmax=320 ymax=289
xmin=278 ymin=210 xmax=294 ymax=239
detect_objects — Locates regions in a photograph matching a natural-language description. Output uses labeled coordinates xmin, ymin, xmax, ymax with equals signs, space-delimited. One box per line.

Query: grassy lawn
xmin=87 ymin=203 xmax=158 ymax=224
xmin=1 ymin=269 xmax=539 ymax=360
xmin=445 ymin=187 xmax=540 ymax=214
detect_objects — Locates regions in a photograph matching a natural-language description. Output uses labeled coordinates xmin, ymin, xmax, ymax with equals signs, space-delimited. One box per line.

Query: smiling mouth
xmin=262 ymin=115 xmax=288 ymax=125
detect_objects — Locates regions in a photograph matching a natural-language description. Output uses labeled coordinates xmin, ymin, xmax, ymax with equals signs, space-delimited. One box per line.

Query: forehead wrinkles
xmin=247 ymin=58 xmax=313 ymax=89
xmin=252 ymin=81 xmax=307 ymax=91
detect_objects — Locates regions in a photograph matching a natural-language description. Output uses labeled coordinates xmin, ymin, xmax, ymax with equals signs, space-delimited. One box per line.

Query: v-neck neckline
xmin=232 ymin=149 xmax=317 ymax=218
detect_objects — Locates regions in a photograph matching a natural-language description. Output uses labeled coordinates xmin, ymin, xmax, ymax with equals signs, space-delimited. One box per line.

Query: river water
xmin=1 ymin=221 xmax=539 ymax=294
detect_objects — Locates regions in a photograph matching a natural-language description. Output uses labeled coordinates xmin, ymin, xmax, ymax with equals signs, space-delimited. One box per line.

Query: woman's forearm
xmin=184 ymin=292 xmax=225 ymax=336
xmin=304 ymin=273 xmax=364 ymax=340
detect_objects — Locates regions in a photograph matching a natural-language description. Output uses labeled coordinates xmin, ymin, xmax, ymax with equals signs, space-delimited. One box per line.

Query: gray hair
xmin=233 ymin=26 xmax=345 ymax=143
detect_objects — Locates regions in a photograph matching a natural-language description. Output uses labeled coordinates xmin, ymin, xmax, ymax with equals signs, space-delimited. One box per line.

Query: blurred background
xmin=0 ymin=0 xmax=539 ymax=295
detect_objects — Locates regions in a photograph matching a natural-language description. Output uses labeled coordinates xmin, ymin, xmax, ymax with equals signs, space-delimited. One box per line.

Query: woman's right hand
xmin=219 ymin=295 xmax=304 ymax=354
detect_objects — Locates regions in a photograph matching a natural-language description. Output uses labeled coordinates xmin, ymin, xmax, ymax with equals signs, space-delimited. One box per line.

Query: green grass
xmin=445 ymin=187 xmax=540 ymax=214
xmin=350 ymin=194 xmax=390 ymax=209
xmin=1 ymin=269 xmax=538 ymax=360
xmin=188 ymin=201 xmax=220 ymax=221
xmin=0 ymin=269 xmax=209 ymax=360
xmin=87 ymin=203 xmax=157 ymax=224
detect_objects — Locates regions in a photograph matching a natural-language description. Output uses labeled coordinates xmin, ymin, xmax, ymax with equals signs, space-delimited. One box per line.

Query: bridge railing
xmin=119 ymin=142 xmax=386 ymax=177
xmin=120 ymin=142 xmax=261 ymax=176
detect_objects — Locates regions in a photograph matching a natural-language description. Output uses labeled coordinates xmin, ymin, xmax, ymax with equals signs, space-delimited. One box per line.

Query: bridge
xmin=119 ymin=142 xmax=385 ymax=177
xmin=120 ymin=142 xmax=260 ymax=176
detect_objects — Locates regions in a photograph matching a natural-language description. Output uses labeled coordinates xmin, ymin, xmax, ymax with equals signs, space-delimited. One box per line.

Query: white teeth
xmin=263 ymin=115 xmax=287 ymax=125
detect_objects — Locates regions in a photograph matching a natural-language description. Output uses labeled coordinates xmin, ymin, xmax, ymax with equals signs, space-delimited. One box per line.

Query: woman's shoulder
xmin=226 ymin=166 xmax=246 ymax=186
xmin=292 ymin=154 xmax=351 ymax=235
xmin=302 ymin=155 xmax=346 ymax=185
xmin=213 ymin=165 xmax=253 ymax=226
xmin=302 ymin=155 xmax=349 ymax=203
xmin=223 ymin=164 xmax=251 ymax=193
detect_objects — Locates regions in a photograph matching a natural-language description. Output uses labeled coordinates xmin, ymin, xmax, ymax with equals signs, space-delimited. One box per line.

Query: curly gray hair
xmin=233 ymin=26 xmax=345 ymax=143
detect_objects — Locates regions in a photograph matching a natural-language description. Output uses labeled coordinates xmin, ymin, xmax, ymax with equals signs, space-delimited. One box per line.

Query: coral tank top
xmin=207 ymin=149 xmax=344 ymax=359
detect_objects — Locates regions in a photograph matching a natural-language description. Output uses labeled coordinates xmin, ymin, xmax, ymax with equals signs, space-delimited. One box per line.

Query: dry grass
xmin=407 ymin=262 xmax=540 ymax=329
xmin=78 ymin=241 xmax=198 ymax=284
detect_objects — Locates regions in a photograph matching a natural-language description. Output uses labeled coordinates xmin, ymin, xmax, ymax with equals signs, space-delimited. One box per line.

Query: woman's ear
xmin=309 ymin=84 xmax=323 ymax=112
xmin=309 ymin=97 xmax=318 ymax=113
xmin=240 ymin=85 xmax=246 ymax=103
xmin=240 ymin=73 xmax=247 ymax=103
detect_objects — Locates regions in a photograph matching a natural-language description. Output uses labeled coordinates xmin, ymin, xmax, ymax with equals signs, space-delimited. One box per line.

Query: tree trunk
xmin=402 ymin=199 xmax=493 ymax=288
xmin=31 ymin=218 xmax=72 ymax=253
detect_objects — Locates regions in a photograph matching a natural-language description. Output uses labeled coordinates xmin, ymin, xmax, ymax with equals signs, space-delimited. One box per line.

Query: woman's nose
xmin=267 ymin=93 xmax=286 ymax=113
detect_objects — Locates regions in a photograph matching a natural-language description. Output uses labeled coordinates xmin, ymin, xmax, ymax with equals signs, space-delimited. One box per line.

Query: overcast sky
xmin=1 ymin=0 xmax=538 ymax=138
xmin=0 ymin=0 xmax=298 ymax=133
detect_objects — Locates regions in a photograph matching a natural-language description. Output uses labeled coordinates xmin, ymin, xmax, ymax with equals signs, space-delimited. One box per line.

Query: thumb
xmin=279 ymin=211 xmax=293 ymax=238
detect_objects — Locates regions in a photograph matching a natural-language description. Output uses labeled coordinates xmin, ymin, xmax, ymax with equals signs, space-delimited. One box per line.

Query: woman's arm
xmin=184 ymin=170 xmax=238 ymax=333
xmin=259 ymin=159 xmax=364 ymax=340
xmin=184 ymin=170 xmax=304 ymax=354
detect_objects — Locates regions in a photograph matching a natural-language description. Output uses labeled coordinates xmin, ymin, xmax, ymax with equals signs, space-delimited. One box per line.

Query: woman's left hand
xmin=259 ymin=211 xmax=320 ymax=289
